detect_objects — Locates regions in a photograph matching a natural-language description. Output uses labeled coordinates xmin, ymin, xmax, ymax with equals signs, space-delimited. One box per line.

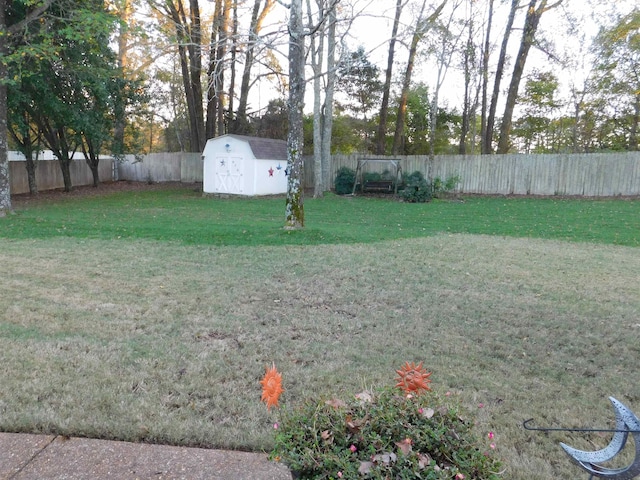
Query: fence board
xmin=9 ymin=157 xmax=114 ymax=194
xmin=11 ymin=151 xmax=639 ymax=197
xmin=327 ymin=152 xmax=640 ymax=197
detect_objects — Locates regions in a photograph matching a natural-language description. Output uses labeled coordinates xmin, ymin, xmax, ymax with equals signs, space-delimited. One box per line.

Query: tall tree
xmin=496 ymin=0 xmax=563 ymax=153
xmin=307 ymin=0 xmax=323 ymax=197
xmin=591 ymin=8 xmax=640 ymax=151
xmin=0 ymin=0 xmax=10 ymax=215
xmin=483 ymin=0 xmax=518 ymax=154
xmin=234 ymin=0 xmax=277 ymax=134
xmin=158 ymin=0 xmax=206 ymax=151
xmin=319 ymin=3 xmax=336 ymax=192
xmin=285 ymin=0 xmax=305 ymax=229
xmin=426 ymin=0 xmax=464 ymax=160
xmin=375 ymin=0 xmax=404 ymax=154
xmin=392 ymin=0 xmax=447 ymax=155
xmin=479 ymin=0 xmax=493 ymax=154
xmin=307 ymin=0 xmax=338 ymax=197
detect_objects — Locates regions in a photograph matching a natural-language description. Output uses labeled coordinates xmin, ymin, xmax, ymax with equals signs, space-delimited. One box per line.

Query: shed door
xmin=215 ymin=156 xmax=244 ymax=194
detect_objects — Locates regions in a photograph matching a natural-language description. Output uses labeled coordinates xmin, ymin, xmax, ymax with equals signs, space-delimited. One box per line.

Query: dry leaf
xmin=418 ymin=453 xmax=432 ymax=469
xmin=346 ymin=415 xmax=367 ymax=434
xmin=320 ymin=430 xmax=332 ymax=442
xmin=395 ymin=438 xmax=413 ymax=455
xmin=421 ymin=408 xmax=435 ymax=418
xmin=358 ymin=461 xmax=373 ymax=475
xmin=325 ymin=398 xmax=347 ymax=409
xmin=372 ymin=452 xmax=397 ymax=465
xmin=355 ymin=391 xmax=373 ymax=403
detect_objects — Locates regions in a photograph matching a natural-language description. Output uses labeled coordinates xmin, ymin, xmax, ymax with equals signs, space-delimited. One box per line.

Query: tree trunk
xmin=113 ymin=0 xmax=132 ymax=159
xmin=392 ymin=0 xmax=427 ymax=155
xmin=167 ymin=0 xmax=206 ymax=151
xmin=459 ymin=1 xmax=474 ymax=154
xmin=376 ymin=0 xmax=403 ymax=155
xmin=0 ymin=0 xmax=11 ymax=216
xmin=484 ymin=0 xmax=517 ymax=154
xmin=227 ymin=1 xmax=237 ymax=120
xmin=497 ymin=0 xmax=561 ymax=153
xmin=216 ymin=0 xmax=231 ymax=135
xmin=206 ymin=0 xmax=223 ymax=139
xmin=320 ymin=5 xmax=336 ymax=192
xmin=285 ymin=0 xmax=305 ymax=229
xmin=308 ymin=0 xmax=324 ymax=198
xmin=26 ymin=158 xmax=38 ymax=194
xmin=235 ymin=0 xmax=275 ymax=134
xmin=392 ymin=0 xmax=447 ymax=155
xmin=479 ymin=0 xmax=493 ymax=154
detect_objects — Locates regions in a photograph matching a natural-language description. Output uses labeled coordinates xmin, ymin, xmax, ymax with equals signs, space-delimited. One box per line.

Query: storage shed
xmin=202 ymin=134 xmax=288 ymax=196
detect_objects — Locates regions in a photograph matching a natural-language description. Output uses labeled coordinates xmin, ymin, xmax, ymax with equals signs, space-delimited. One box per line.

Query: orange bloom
xmin=260 ymin=363 xmax=284 ymax=410
xmin=395 ymin=361 xmax=432 ymax=395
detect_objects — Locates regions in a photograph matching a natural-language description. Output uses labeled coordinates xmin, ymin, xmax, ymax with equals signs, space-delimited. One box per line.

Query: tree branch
xmin=8 ymin=0 xmax=53 ymax=35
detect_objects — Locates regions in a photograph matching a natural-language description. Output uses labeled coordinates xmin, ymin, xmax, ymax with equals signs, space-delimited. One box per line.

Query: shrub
xmin=433 ymin=175 xmax=462 ymax=198
xmin=270 ymin=387 xmax=502 ymax=479
xmin=334 ymin=167 xmax=356 ymax=195
xmin=400 ymin=171 xmax=433 ymax=203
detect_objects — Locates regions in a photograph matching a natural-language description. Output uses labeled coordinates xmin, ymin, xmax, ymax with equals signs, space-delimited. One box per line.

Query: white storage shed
xmin=202 ymin=134 xmax=288 ymax=196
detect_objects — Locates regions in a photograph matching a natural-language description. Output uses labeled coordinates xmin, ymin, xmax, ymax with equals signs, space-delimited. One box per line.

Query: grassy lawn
xmin=1 ymin=184 xmax=639 ymax=479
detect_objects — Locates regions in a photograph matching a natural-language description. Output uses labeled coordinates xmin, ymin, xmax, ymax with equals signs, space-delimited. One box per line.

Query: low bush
xmin=400 ymin=171 xmax=433 ymax=203
xmin=334 ymin=167 xmax=356 ymax=195
xmin=269 ymin=363 xmax=502 ymax=479
xmin=433 ymin=175 xmax=462 ymax=198
xmin=399 ymin=172 xmax=461 ymax=202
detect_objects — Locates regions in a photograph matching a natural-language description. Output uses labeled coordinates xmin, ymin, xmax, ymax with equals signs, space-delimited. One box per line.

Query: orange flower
xmin=395 ymin=361 xmax=432 ymax=395
xmin=260 ymin=363 xmax=284 ymax=410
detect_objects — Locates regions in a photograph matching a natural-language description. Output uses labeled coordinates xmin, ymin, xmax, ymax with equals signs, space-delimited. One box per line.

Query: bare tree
xmin=483 ymin=0 xmax=518 ymax=154
xmin=392 ymin=0 xmax=447 ymax=155
xmin=479 ymin=0 xmax=493 ymax=154
xmin=306 ymin=0 xmax=339 ymax=197
xmin=375 ymin=0 xmax=405 ymax=155
xmin=427 ymin=0 xmax=464 ymax=160
xmin=156 ymin=0 xmax=206 ymax=151
xmin=497 ymin=0 xmax=563 ymax=153
xmin=234 ymin=0 xmax=277 ymax=134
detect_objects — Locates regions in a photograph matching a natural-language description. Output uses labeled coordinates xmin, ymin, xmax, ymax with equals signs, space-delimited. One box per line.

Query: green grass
xmin=1 ymin=185 xmax=639 ymax=479
xmin=3 ymin=186 xmax=639 ymax=246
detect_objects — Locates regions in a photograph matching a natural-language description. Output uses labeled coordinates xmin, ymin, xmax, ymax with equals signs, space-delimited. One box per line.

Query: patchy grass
xmin=1 ymin=185 xmax=639 ymax=479
xmin=3 ymin=184 xmax=639 ymax=246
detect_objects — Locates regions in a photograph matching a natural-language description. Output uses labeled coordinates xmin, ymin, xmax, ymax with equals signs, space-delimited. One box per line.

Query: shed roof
xmin=217 ymin=134 xmax=287 ymax=161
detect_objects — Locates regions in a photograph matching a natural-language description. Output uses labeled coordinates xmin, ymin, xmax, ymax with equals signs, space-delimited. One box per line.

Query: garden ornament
xmin=523 ymin=397 xmax=640 ymax=479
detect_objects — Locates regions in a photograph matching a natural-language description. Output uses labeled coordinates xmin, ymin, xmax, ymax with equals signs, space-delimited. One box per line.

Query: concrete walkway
xmin=0 ymin=433 xmax=292 ymax=479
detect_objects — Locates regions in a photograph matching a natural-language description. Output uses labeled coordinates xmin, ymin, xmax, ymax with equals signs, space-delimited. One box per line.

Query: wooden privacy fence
xmin=10 ymin=151 xmax=640 ymax=197
xmin=327 ymin=152 xmax=640 ymax=197
xmin=117 ymin=152 xmax=203 ymax=183
xmin=9 ymin=156 xmax=114 ymax=194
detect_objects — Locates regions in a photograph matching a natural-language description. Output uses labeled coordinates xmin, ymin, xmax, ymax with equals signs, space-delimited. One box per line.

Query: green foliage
xmin=432 ymin=175 xmax=462 ymax=197
xmin=400 ymin=171 xmax=432 ymax=203
xmin=335 ymin=46 xmax=383 ymax=120
xmin=271 ymin=387 xmax=502 ymax=479
xmin=334 ymin=167 xmax=356 ymax=195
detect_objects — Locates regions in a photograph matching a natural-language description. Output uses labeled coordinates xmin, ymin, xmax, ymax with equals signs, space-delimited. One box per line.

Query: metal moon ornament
xmin=559 ymin=397 xmax=640 ymax=479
